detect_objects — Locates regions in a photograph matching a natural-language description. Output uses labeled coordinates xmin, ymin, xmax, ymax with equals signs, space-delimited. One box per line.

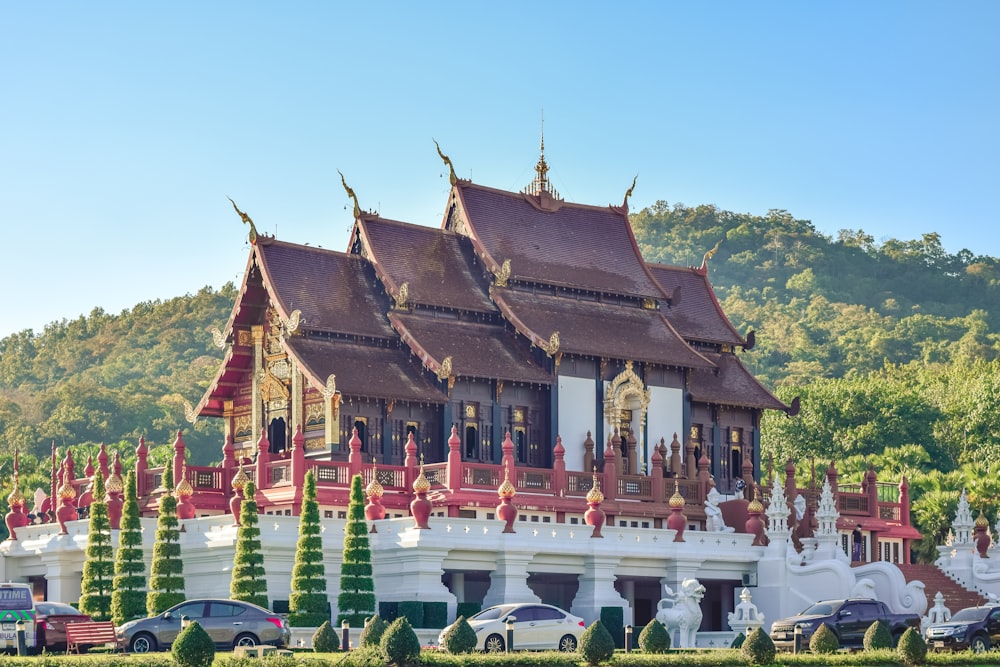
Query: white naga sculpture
xmin=705 ymin=487 xmax=735 ymax=533
xmin=656 ymin=578 xmax=706 ymax=648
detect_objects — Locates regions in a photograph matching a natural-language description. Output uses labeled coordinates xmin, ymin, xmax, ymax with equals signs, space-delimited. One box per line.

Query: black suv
xmin=925 ymin=604 xmax=1000 ymax=653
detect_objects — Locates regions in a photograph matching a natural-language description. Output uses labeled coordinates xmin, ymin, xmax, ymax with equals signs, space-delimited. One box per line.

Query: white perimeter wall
xmin=557 ymin=375 xmax=597 ymax=472
xmin=646 ymin=386 xmax=683 ymax=473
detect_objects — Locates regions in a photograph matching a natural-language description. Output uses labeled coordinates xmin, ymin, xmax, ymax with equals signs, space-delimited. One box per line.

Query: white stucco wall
xmin=646 ymin=385 xmax=684 ymax=473
xmin=557 ymin=375 xmax=597 ymax=472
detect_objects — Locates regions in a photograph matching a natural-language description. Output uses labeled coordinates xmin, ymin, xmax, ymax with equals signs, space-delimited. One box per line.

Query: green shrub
xmin=864 ymin=619 xmax=893 ymax=650
xmin=171 ymin=621 xmax=215 ymax=667
xmin=379 ymin=601 xmax=400 ymax=622
xmin=312 ymin=620 xmax=339 ymax=653
xmin=730 ymin=631 xmax=745 ymax=648
xmin=600 ymin=606 xmax=625 ymax=648
xmin=424 ymin=601 xmax=448 ymax=628
xmin=638 ymin=619 xmax=670 ymax=653
xmin=289 ymin=471 xmax=330 ymax=628
xmin=740 ymin=627 xmax=776 ymax=665
xmin=897 ymin=626 xmax=927 ymax=666
xmin=380 ymin=616 xmax=421 ymax=667
xmin=579 ymin=619 xmax=615 ymax=665
xmin=810 ymin=622 xmax=840 ymax=654
xmin=359 ymin=614 xmax=389 ymax=648
xmin=456 ymin=602 xmax=481 ymax=619
xmin=398 ymin=600 xmax=424 ymax=628
xmin=440 ymin=615 xmax=477 ymax=654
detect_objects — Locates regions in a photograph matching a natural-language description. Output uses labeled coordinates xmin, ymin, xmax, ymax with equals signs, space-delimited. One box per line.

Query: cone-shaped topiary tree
xmin=230 ymin=481 xmax=269 ymax=608
xmin=864 ymin=619 xmax=893 ymax=651
xmin=638 ymin=619 xmax=670 ymax=653
xmin=172 ymin=620 xmax=215 ymax=667
xmin=380 ymin=617 xmax=421 ymax=667
xmin=289 ymin=470 xmax=329 ymax=626
xmin=337 ymin=474 xmax=375 ymax=627
xmin=740 ymin=627 xmax=776 ymax=666
xmin=312 ymin=620 xmax=338 ymax=653
xmin=147 ymin=465 xmax=185 ymax=614
xmin=897 ymin=626 xmax=927 ymax=666
xmin=440 ymin=615 xmax=477 ymax=654
xmin=360 ymin=614 xmax=389 ymax=648
xmin=79 ymin=473 xmax=113 ymax=620
xmin=579 ymin=619 xmax=615 ymax=665
xmin=112 ymin=471 xmax=147 ymax=625
xmin=810 ymin=622 xmax=840 ymax=654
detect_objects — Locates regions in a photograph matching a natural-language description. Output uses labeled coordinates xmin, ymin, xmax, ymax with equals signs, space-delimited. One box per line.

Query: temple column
xmin=373 ymin=539 xmax=457 ymax=624
xmin=291 ymin=368 xmax=303 ymax=433
xmin=482 ymin=551 xmax=540 ymax=608
xmin=451 ymin=572 xmax=465 ymax=604
xmin=571 ymin=554 xmax=631 ymax=626
xmin=251 ymin=325 xmax=264 ymax=445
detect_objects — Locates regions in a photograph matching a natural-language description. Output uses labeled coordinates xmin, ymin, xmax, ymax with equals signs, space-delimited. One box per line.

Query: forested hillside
xmin=1 ymin=202 xmax=998 ymax=559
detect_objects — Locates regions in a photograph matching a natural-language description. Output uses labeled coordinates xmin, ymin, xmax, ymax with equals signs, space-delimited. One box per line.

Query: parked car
xmin=438 ymin=603 xmax=584 ymax=652
xmin=117 ymin=599 xmax=290 ymax=653
xmin=769 ymin=598 xmax=920 ymax=651
xmin=34 ymin=601 xmax=91 ymax=652
xmin=925 ymin=604 xmax=1000 ymax=653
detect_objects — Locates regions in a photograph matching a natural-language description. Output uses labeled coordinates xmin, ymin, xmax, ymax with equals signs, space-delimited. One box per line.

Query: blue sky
xmin=2 ymin=2 xmax=997 ymax=339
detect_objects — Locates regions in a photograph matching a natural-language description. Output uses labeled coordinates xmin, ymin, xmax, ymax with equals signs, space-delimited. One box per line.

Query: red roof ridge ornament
xmin=699 ymin=239 xmax=723 ymax=272
xmin=228 ymin=196 xmax=259 ymax=245
xmin=622 ymin=175 xmax=637 ymax=208
xmin=338 ymin=169 xmax=362 ymax=219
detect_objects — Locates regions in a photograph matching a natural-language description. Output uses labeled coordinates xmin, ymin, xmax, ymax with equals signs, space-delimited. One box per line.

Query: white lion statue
xmin=655 ymin=578 xmax=706 ymax=648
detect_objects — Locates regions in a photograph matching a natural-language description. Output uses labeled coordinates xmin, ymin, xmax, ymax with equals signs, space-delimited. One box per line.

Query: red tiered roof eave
xmin=648 ymin=262 xmax=747 ymax=347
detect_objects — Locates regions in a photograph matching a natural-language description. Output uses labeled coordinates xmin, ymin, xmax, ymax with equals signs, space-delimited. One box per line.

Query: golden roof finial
xmin=498 ymin=467 xmax=516 ymax=499
xmin=228 ymin=197 xmax=259 ymax=245
xmin=623 ymin=175 xmax=638 ymax=207
xmin=433 ymin=139 xmax=457 ymax=185
xmin=524 ymin=113 xmax=561 ymax=199
xmin=176 ymin=463 xmax=193 ymax=498
xmin=232 ymin=462 xmax=249 ymax=491
xmin=7 ymin=471 xmax=24 ymax=507
xmin=669 ymin=480 xmax=686 ymax=509
xmin=366 ymin=458 xmax=384 ymax=499
xmin=747 ymin=485 xmax=764 ymax=513
xmin=975 ymin=509 xmax=989 ymax=528
xmin=338 ymin=170 xmax=362 ymax=218
xmin=413 ymin=453 xmax=431 ymax=494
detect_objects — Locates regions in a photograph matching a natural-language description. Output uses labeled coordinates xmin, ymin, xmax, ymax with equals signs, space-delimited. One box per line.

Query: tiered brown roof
xmin=648 ymin=262 xmax=746 ymax=347
xmin=491 ymin=287 xmax=714 ymax=369
xmin=453 ymin=182 xmax=668 ymax=299
xmin=356 ymin=216 xmax=496 ymax=313
xmin=389 ymin=311 xmax=551 ymax=384
xmin=688 ymin=352 xmax=789 ymax=411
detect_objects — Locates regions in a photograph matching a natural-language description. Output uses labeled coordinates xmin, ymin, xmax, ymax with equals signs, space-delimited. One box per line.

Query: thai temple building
xmin=8 ymin=142 xmax=989 ymax=645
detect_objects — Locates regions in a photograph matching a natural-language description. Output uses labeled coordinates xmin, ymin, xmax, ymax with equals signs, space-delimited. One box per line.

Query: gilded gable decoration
xmin=433 ymin=139 xmax=457 ymax=185
xmin=545 ymin=331 xmax=560 ymax=357
xmin=623 ymin=175 xmax=637 ymax=208
xmin=320 ymin=374 xmax=338 ymax=399
xmin=701 ymin=239 xmax=723 ymax=270
xmin=339 ymin=170 xmax=362 ymax=219
xmin=228 ymin=196 xmax=259 ymax=245
xmin=210 ymin=327 xmax=227 ymax=349
xmin=394 ymin=282 xmax=409 ymax=310
xmin=282 ymin=309 xmax=302 ymax=335
xmin=183 ymin=400 xmax=198 ymax=425
xmin=268 ymin=358 xmax=291 ymax=380
xmin=436 ymin=356 xmax=453 ymax=382
xmin=603 ymin=361 xmax=651 ymax=427
xmin=304 ymin=402 xmax=324 ymax=427
xmin=494 ymin=259 xmax=511 ymax=287
xmin=259 ymin=367 xmax=289 ymax=404
xmin=237 ymin=329 xmax=253 ymax=347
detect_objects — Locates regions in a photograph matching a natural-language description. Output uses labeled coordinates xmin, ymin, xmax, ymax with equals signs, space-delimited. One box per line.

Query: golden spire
xmin=59 ymin=476 xmax=77 ymax=501
xmin=524 ymin=117 xmax=561 ymax=199
xmin=498 ymin=468 xmax=516 ymax=499
xmin=232 ymin=462 xmax=249 ymax=491
xmin=7 ymin=472 xmax=24 ymax=507
xmin=176 ymin=464 xmax=193 ymax=498
xmin=106 ymin=471 xmax=124 ymax=495
xmin=669 ymin=481 xmax=685 ymax=509
xmin=413 ymin=454 xmax=431 ymax=494
xmin=366 ymin=459 xmax=385 ymax=499
xmin=975 ymin=509 xmax=989 ymax=528
xmin=747 ymin=486 xmax=764 ymax=513
xmin=586 ymin=468 xmax=604 ymax=504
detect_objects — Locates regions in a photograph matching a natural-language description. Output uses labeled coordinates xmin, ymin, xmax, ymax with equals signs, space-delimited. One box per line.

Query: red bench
xmin=65 ymin=620 xmax=121 ymax=653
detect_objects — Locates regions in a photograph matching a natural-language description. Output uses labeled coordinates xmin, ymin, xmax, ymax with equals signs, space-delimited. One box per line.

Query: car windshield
xmin=950 ymin=607 xmax=990 ymax=622
xmin=36 ymin=602 xmax=81 ymax=616
xmin=798 ymin=602 xmax=840 ymax=616
xmin=472 ymin=605 xmax=516 ymax=621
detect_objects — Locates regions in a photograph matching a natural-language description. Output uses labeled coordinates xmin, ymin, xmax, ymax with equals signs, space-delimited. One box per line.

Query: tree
xmin=79 ymin=473 xmax=113 ymax=620
xmin=337 ymin=474 xmax=375 ymax=627
xmin=289 ymin=470 xmax=329 ymax=626
xmin=230 ymin=481 xmax=269 ymax=608
xmin=147 ymin=465 xmax=185 ymax=614
xmin=111 ymin=471 xmax=147 ymax=625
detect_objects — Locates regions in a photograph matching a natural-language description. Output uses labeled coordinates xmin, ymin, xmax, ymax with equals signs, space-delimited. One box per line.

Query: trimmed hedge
xmin=379 ymin=600 xmax=399 ymax=622
xmin=360 ymin=614 xmax=389 ymax=648
xmin=440 ymin=615 xmax=478 ymax=654
xmin=171 ymin=621 xmax=215 ymax=667
xmin=740 ymin=627 xmax=776 ymax=665
xmin=425 ymin=600 xmax=448 ymax=628
xmin=580 ymin=619 xmax=615 ymax=665
xmin=381 ymin=616 xmax=421 ymax=666
xmin=897 ymin=626 xmax=928 ymax=665
xmin=864 ymin=619 xmax=893 ymax=651
xmin=457 ymin=601 xmax=482 ymax=619
xmin=638 ymin=619 xmax=670 ymax=653
xmin=810 ymin=622 xmax=840 ymax=654
xmin=600 ymin=606 xmax=625 ymax=649
xmin=398 ymin=600 xmax=424 ymax=628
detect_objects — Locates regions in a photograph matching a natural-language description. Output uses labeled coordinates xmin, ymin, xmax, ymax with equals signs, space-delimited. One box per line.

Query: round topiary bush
xmin=864 ymin=619 xmax=893 ymax=650
xmin=638 ymin=619 xmax=670 ymax=653
xmin=810 ymin=622 xmax=840 ymax=654
xmin=740 ymin=627 xmax=776 ymax=666
xmin=313 ymin=619 xmax=340 ymax=652
xmin=440 ymin=615 xmax=477 ymax=654
xmin=897 ymin=626 xmax=927 ymax=666
xmin=579 ymin=619 xmax=615 ymax=665
xmin=171 ymin=621 xmax=215 ymax=667
xmin=360 ymin=614 xmax=389 ymax=648
xmin=380 ymin=616 xmax=421 ymax=667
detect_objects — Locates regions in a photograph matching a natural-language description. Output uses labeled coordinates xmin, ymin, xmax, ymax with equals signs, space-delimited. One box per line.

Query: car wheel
xmin=234 ymin=633 xmax=260 ymax=649
xmin=484 ymin=633 xmax=505 ymax=653
xmin=130 ymin=632 xmax=157 ymax=653
xmin=971 ymin=635 xmax=990 ymax=653
xmin=559 ymin=634 xmax=578 ymax=652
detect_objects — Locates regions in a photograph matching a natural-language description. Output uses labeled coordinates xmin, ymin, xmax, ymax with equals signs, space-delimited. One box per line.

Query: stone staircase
xmin=895 ymin=563 xmax=988 ymax=612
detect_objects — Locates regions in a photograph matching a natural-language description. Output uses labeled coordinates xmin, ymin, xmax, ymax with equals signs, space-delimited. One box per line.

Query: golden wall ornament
xmin=395 ymin=282 xmax=409 ymax=309
xmin=282 ymin=309 xmax=302 ymax=335
xmin=545 ymin=331 xmax=560 ymax=356
xmin=237 ymin=329 xmax=253 ymax=347
xmin=259 ymin=368 xmax=289 ymax=403
xmin=183 ymin=400 xmax=199 ymax=425
xmin=603 ymin=361 xmax=651 ymax=427
xmin=494 ymin=259 xmax=511 ymax=287
xmin=436 ymin=356 xmax=453 ymax=382
xmin=210 ymin=326 xmax=227 ymax=349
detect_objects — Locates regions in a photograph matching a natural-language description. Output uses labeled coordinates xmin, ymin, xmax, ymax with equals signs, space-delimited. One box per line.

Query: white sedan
xmin=440 ymin=603 xmax=585 ymax=652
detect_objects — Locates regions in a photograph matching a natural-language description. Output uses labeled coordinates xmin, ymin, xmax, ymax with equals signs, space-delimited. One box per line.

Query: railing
xmin=617 ymin=475 xmax=651 ymax=500
xmin=837 ymin=493 xmax=869 ymax=515
xmin=422 ymin=462 xmax=447 ymax=488
xmin=566 ymin=471 xmax=598 ymax=496
xmin=310 ymin=460 xmax=350 ymax=486
xmin=361 ymin=464 xmax=407 ymax=492
xmin=518 ymin=468 xmax=553 ymax=491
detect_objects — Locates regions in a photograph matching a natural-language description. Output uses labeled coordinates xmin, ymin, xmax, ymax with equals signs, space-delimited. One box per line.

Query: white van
xmin=0 ymin=583 xmax=36 ymax=652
